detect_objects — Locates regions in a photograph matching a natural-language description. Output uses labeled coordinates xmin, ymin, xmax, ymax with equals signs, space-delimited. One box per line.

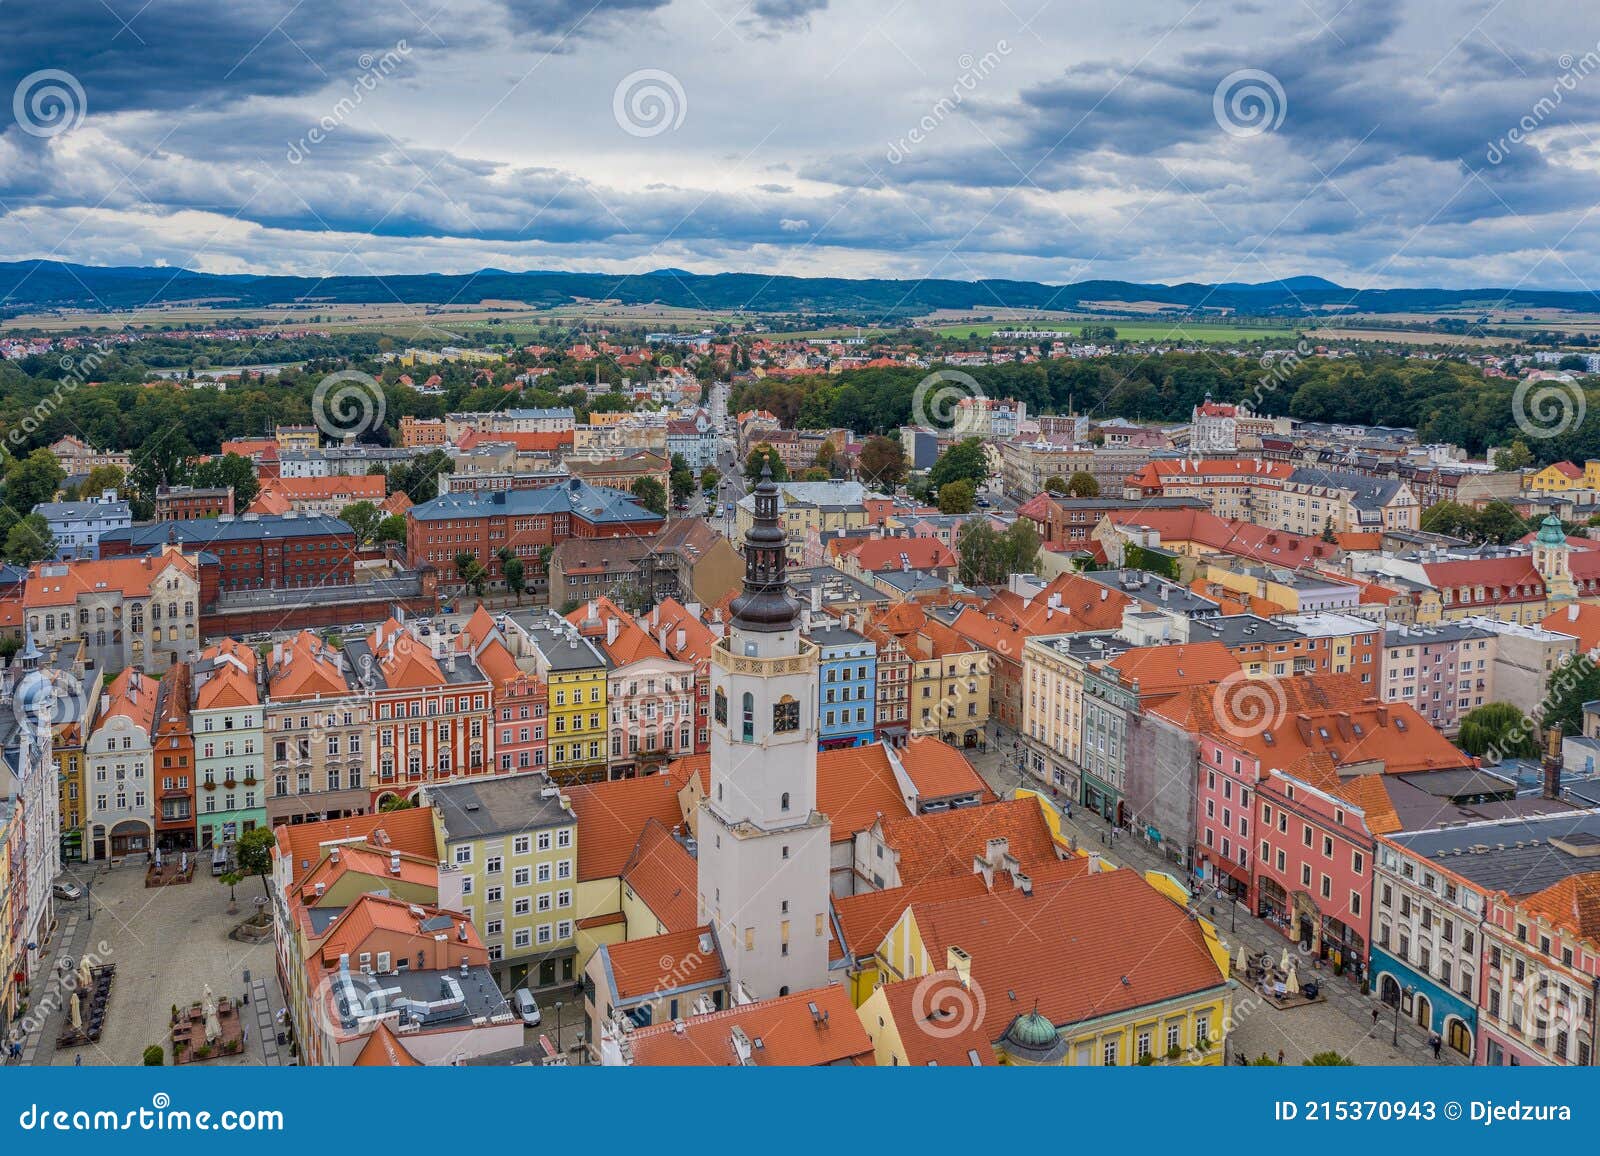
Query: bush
xmin=1136 ymin=1052 xmax=1157 ymax=1066
xmin=143 ymin=1045 xmax=164 ymax=1066
xmin=1165 ymin=1043 xmax=1182 ymax=1059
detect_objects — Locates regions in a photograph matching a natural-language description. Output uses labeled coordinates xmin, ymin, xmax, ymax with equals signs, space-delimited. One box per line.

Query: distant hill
xmin=2 ymin=260 xmax=1598 ymax=319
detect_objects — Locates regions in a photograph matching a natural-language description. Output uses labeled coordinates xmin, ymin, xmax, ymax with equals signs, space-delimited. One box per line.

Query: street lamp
xmin=1392 ymin=985 xmax=1414 ymax=1047
xmin=554 ymin=1000 xmax=563 ymax=1055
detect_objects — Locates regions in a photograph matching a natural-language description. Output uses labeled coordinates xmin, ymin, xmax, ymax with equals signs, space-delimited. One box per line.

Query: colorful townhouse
xmin=566 ymin=598 xmax=697 ymax=778
xmin=344 ymin=618 xmax=494 ymax=806
xmin=811 ymin=624 xmax=877 ymax=750
xmin=191 ymin=638 xmax=266 ymax=852
xmin=1378 ymin=622 xmax=1496 ymax=734
xmin=509 ymin=611 xmax=607 ymax=785
xmin=152 ymin=662 xmax=196 ymax=853
xmin=263 ymin=631 xmax=372 ymax=829
xmin=1157 ymin=673 xmax=1472 ymax=968
xmin=639 ymin=597 xmax=716 ymax=758
xmin=457 ymin=608 xmax=549 ymax=777
xmin=426 ymin=773 xmax=579 ymax=993
xmin=85 ymin=667 xmax=157 ymax=860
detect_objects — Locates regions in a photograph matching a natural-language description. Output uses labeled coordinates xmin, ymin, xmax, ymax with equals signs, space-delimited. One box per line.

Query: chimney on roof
xmin=1543 ymin=724 xmax=1564 ymax=801
xmin=946 ymin=946 xmax=972 ymax=991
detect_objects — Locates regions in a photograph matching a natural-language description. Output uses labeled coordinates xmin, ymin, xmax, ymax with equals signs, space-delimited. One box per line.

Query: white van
xmin=511 ymin=988 xmax=541 ymax=1027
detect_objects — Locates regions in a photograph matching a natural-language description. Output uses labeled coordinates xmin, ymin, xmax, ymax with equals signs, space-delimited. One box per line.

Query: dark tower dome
xmin=730 ymin=464 xmax=801 ymax=633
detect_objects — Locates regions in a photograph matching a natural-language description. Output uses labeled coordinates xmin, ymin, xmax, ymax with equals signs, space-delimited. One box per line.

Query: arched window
xmin=741 ymin=693 xmax=754 ymax=742
xmin=780 ymin=792 xmax=790 ymax=812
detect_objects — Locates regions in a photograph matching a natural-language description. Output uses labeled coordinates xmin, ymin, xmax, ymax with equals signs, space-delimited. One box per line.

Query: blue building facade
xmin=811 ymin=626 xmax=877 ymax=750
xmin=1368 ymin=944 xmax=1478 ymax=1056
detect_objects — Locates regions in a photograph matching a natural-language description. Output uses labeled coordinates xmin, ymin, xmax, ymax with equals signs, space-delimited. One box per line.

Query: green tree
xmin=143 ymin=1045 xmax=165 ymax=1066
xmin=956 ymin=520 xmax=1002 ymax=586
xmin=1064 ymin=470 xmax=1099 ymax=497
xmin=670 ymin=468 xmax=697 ymax=504
xmin=857 ymin=435 xmax=907 ymax=490
xmin=376 ymin=513 xmax=407 ymax=544
xmin=744 ymin=445 xmax=788 ymax=483
xmin=1458 ymin=702 xmax=1536 ymax=760
xmin=798 ymin=466 xmax=831 ymax=482
xmin=454 ymin=551 xmax=488 ymax=597
xmin=1000 ymin=519 xmax=1041 ymax=576
xmin=379 ymin=795 xmax=416 ymax=812
xmin=700 ymin=465 xmax=721 ymax=492
xmin=1042 ymin=475 xmax=1067 ymax=494
xmin=1302 ymin=1052 xmax=1354 ymax=1066
xmin=3 ymin=512 xmax=54 ymax=565
xmin=929 ymin=438 xmax=988 ymax=490
xmin=339 ymin=500 xmax=382 ymax=544
xmin=81 ymin=464 xmax=126 ymax=498
xmin=938 ymin=479 xmax=976 ymax=514
xmin=189 ymin=452 xmax=260 ymax=508
xmin=630 ymin=476 xmax=668 ymax=516
xmin=1495 ymin=438 xmax=1534 ymax=472
xmin=3 ymin=447 xmax=65 ymax=512
xmin=498 ymin=547 xmax=526 ymax=601
xmin=233 ymin=826 xmax=276 ymax=900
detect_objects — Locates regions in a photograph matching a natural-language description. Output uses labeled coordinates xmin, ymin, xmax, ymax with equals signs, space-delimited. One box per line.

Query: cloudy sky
xmin=1 ymin=0 xmax=1598 ymax=289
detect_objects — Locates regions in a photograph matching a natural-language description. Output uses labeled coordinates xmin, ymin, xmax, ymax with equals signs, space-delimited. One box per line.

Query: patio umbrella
xmin=202 ymin=984 xmax=217 ymax=1021
xmin=1279 ymin=948 xmax=1290 ymax=973
xmin=69 ymin=992 xmax=82 ymax=1030
xmin=1234 ymin=943 xmax=1248 ymax=973
xmin=205 ymin=1007 xmax=221 ymax=1045
xmin=1285 ymin=965 xmax=1301 ymax=996
xmin=76 ymin=958 xmax=92 ymax=990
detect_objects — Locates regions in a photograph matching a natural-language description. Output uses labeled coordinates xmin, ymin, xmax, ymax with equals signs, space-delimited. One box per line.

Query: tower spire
xmin=729 ymin=463 xmax=799 ymax=632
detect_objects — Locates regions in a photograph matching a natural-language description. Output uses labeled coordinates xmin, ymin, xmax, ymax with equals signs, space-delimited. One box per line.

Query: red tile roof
xmin=621 ymin=819 xmax=699 ymax=933
xmin=272 ymin=807 xmax=439 ymax=887
xmin=897 ymin=737 xmax=990 ymax=801
xmin=627 ymin=983 xmax=870 ymax=1066
xmin=604 ymin=925 xmax=724 ymax=1001
xmin=910 ymin=868 xmax=1225 ymax=1041
xmin=878 ymin=797 xmax=1063 ymax=887
xmin=566 ymin=773 xmax=686 ymax=881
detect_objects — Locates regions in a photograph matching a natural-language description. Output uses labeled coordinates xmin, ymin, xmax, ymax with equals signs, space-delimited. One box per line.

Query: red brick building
xmin=405 ymin=478 xmax=664 ymax=596
xmin=99 ymin=514 xmax=357 ymax=601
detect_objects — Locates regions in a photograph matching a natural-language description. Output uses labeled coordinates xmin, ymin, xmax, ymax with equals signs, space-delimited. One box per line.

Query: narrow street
xmin=964 ymin=729 xmax=1469 ymax=1066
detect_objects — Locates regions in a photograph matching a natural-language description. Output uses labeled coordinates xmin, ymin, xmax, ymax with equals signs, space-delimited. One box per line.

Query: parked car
xmin=511 ymin=988 xmax=542 ymax=1026
xmin=52 ymin=880 xmax=83 ymax=901
xmin=211 ymin=848 xmax=230 ymax=876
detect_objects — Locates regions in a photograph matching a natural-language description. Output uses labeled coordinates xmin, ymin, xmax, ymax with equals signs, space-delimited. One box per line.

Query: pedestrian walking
xmin=1429 ymin=1032 xmax=1442 ymax=1059
xmin=74 ymin=1054 xmax=82 ymax=1067
xmin=1277 ymin=1048 xmax=1285 ymax=1065
xmin=1371 ymin=1007 xmax=1381 ymax=1027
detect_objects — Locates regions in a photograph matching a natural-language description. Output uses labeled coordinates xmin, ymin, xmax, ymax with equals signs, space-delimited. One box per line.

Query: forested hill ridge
xmin=732 ymin=353 xmax=1587 ymax=462
xmin=5 ymin=260 xmax=1600 ymax=317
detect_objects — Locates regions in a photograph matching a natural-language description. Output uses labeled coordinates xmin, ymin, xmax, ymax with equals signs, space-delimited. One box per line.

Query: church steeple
xmin=729 ymin=464 xmax=799 ymax=633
